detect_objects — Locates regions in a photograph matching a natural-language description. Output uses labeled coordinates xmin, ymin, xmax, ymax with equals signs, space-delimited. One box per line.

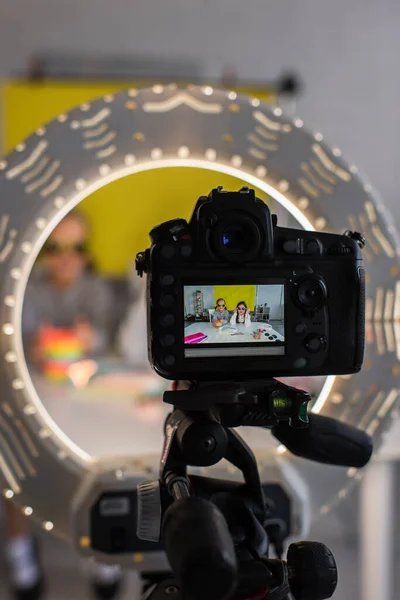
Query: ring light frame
xmin=0 ymin=84 xmax=399 ymax=547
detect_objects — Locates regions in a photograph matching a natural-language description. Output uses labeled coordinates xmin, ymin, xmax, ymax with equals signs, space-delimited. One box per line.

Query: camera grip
xmin=272 ymin=413 xmax=373 ymax=468
xmin=162 ymin=497 xmax=238 ymax=600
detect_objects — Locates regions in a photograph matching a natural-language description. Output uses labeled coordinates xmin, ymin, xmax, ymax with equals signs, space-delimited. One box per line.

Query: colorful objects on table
xmin=213 ymin=319 xmax=224 ymax=328
xmin=67 ymin=360 xmax=98 ymax=388
xmin=252 ymin=328 xmax=266 ymax=340
xmin=184 ymin=332 xmax=208 ymax=344
xmin=219 ymin=325 xmax=237 ymax=334
xmin=39 ymin=326 xmax=84 ymax=382
xmin=264 ymin=333 xmax=279 ymax=341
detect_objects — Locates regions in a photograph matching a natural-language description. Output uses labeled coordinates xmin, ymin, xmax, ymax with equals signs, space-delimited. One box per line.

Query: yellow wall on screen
xmin=214 ymin=285 xmax=256 ymax=312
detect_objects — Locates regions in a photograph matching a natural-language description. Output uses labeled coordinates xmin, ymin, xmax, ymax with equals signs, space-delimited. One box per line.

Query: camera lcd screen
xmin=184 ymin=284 xmax=285 ymax=358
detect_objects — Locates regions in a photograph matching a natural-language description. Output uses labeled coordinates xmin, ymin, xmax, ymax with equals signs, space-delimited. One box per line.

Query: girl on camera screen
xmin=212 ymin=298 xmax=230 ymax=327
xmin=230 ymin=301 xmax=251 ymax=327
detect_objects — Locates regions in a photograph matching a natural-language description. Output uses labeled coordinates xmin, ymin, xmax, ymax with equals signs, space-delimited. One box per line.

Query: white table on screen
xmin=184 ymin=321 xmax=284 ymax=343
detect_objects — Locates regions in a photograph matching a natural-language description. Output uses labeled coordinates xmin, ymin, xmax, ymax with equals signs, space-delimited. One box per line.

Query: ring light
xmin=0 ymin=84 xmax=398 ymax=559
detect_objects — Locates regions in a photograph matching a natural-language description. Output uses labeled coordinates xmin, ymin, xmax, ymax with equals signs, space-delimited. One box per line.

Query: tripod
xmin=136 ymin=378 xmax=370 ymax=600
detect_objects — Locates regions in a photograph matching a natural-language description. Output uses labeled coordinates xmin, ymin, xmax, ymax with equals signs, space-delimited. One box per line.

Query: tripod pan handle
xmin=162 ymin=497 xmax=238 ymax=600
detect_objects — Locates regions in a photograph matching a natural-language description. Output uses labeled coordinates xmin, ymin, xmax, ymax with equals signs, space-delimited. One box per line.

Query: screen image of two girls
xmin=184 ymin=284 xmax=285 ymax=336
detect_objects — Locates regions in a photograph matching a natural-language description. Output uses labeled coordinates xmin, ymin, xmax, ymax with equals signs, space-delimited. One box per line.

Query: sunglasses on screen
xmin=43 ymin=242 xmax=88 ymax=256
xmin=238 ymin=306 xmax=246 ymax=311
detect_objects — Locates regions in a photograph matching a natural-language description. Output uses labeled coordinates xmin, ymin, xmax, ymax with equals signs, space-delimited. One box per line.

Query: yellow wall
xmin=75 ymin=168 xmax=271 ymax=276
xmin=214 ymin=285 xmax=256 ymax=312
xmin=2 ymin=80 xmax=275 ymax=276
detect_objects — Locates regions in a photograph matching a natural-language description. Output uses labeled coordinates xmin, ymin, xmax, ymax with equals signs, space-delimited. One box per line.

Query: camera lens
xmin=297 ymin=279 xmax=326 ymax=309
xmin=221 ymin=225 xmax=254 ymax=253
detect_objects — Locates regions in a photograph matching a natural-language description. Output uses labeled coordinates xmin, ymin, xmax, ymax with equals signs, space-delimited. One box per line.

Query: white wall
xmin=1 ymin=0 xmax=400 ymax=224
xmin=256 ymin=284 xmax=284 ymax=320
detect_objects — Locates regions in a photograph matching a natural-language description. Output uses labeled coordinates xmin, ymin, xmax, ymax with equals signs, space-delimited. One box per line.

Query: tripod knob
xmin=177 ymin=417 xmax=228 ymax=467
xmin=287 ymin=541 xmax=337 ymax=600
xmin=137 ymin=479 xmax=162 ymax=542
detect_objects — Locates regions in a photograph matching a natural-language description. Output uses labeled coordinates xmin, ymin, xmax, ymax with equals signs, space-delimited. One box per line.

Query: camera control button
xmin=293 ymin=357 xmax=307 ymax=368
xmin=160 ymin=294 xmax=175 ymax=308
xmin=180 ymin=244 xmax=192 ymax=258
xmin=161 ymin=334 xmax=176 ymax=347
xmin=160 ymin=274 xmax=175 ymax=286
xmin=305 ymin=334 xmax=327 ymax=353
xmin=162 ymin=355 xmax=176 ymax=367
xmin=161 ymin=244 xmax=175 ymax=259
xmin=296 ymin=279 xmax=326 ymax=309
xmin=294 ymin=323 xmax=307 ymax=336
xmin=160 ymin=314 xmax=175 ymax=327
xmin=306 ymin=239 xmax=321 ymax=255
xmin=283 ymin=239 xmax=301 ymax=254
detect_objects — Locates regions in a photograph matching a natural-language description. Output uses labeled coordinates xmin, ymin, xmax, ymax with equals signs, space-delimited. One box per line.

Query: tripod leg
xmin=224 ymin=429 xmax=265 ymax=516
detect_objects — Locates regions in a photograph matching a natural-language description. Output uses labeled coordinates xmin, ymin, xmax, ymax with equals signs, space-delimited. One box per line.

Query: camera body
xmin=137 ymin=187 xmax=365 ymax=381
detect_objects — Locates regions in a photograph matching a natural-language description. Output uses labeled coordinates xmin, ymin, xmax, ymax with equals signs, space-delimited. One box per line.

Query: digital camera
xmin=136 ymin=187 xmax=365 ymax=381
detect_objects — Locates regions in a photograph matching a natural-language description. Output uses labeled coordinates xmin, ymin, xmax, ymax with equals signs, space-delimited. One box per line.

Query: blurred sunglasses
xmin=238 ymin=306 xmax=246 ymax=311
xmin=43 ymin=242 xmax=88 ymax=256
xmin=217 ymin=303 xmax=225 ymax=308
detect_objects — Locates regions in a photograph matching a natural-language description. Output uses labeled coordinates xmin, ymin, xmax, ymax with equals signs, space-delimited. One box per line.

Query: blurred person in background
xmin=22 ymin=211 xmax=112 ymax=363
xmin=4 ymin=211 xmax=123 ymax=600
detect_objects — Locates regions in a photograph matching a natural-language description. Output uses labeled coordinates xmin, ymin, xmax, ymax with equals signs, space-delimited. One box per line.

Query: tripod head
xmin=137 ymin=378 xmax=372 ymax=600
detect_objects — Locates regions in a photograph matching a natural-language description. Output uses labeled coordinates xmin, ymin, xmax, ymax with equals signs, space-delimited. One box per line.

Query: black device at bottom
xmin=90 ymin=481 xmax=292 ymax=557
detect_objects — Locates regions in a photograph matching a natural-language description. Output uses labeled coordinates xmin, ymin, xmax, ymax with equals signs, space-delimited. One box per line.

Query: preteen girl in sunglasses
xmin=22 ymin=210 xmax=113 ymax=359
xmin=230 ymin=300 xmax=251 ymax=327
xmin=212 ymin=297 xmax=230 ymax=327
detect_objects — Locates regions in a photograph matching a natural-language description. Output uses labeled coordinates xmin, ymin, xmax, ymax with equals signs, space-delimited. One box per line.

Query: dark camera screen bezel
xmin=182 ymin=278 xmax=286 ymax=358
